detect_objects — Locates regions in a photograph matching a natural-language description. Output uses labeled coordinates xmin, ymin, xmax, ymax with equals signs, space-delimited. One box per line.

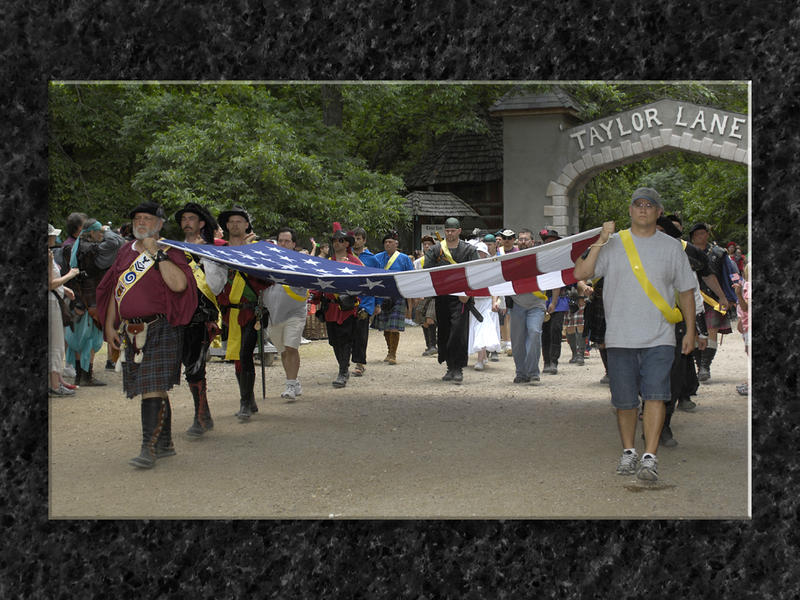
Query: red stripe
xmin=500 ymin=252 xmax=541 ymax=281
xmin=429 ymin=267 xmax=469 ymax=295
xmin=570 ymin=235 xmax=600 ymax=262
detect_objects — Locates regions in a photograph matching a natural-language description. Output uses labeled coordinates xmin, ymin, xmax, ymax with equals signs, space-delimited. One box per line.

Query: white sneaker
xmin=473 ymin=360 xmax=485 ymax=371
xmin=281 ymin=382 xmax=296 ymax=400
xmin=293 ymin=381 xmax=302 ymax=396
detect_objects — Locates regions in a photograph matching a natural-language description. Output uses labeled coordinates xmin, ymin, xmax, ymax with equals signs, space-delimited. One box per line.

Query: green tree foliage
xmin=49 ymin=84 xmax=409 ymax=244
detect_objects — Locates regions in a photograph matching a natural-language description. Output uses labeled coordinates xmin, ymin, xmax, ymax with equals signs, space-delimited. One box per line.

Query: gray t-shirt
xmin=510 ymin=293 xmax=547 ymax=310
xmin=594 ymin=230 xmax=696 ymax=348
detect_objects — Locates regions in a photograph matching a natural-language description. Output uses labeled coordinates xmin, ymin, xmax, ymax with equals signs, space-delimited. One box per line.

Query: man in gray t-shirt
xmin=574 ymin=187 xmax=696 ymax=483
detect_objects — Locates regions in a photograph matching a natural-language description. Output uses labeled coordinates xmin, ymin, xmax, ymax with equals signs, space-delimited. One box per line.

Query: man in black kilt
xmin=174 ymin=202 xmax=228 ymax=438
xmin=422 ymin=217 xmax=479 ymax=384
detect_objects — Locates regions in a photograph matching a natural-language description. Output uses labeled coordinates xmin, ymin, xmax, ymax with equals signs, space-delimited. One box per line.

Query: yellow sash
xmin=384 ymin=251 xmax=401 ymax=270
xmin=700 ymin=290 xmax=727 ymax=315
xmin=440 ymin=243 xmax=458 ymax=265
xmin=185 ymin=253 xmax=220 ymax=310
xmin=114 ymin=250 xmax=156 ymax=311
xmin=533 ymin=291 xmax=547 ymax=299
xmin=283 ymin=285 xmax=308 ymax=302
xmin=619 ymin=229 xmax=682 ymax=324
xmin=224 ymin=272 xmax=248 ymax=360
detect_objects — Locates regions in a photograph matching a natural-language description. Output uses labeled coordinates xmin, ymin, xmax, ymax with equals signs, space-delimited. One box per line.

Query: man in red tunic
xmin=96 ymin=202 xmax=197 ymax=469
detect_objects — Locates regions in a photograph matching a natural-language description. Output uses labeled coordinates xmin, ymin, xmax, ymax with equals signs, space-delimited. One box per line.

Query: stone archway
xmin=492 ymin=94 xmax=749 ymax=236
xmin=546 ymin=100 xmax=749 ymax=234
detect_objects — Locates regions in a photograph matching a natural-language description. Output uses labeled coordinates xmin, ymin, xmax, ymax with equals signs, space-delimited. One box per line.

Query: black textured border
xmin=4 ymin=1 xmax=795 ymax=597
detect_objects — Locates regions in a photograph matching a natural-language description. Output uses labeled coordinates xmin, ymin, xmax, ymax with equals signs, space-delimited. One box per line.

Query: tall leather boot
xmin=73 ymin=363 xmax=84 ymax=386
xmin=567 ymin=333 xmax=578 ymax=363
xmin=698 ymin=347 xmax=716 ymax=382
xmin=187 ymin=380 xmax=213 ymax=438
xmin=388 ymin=331 xmax=399 ymax=364
xmin=233 ymin=368 xmax=244 ymax=417
xmin=155 ymin=396 xmax=176 ymax=458
xmin=129 ymin=397 xmax=166 ymax=469
xmin=245 ymin=370 xmax=259 ymax=414
xmin=383 ymin=331 xmax=392 ymax=362
xmin=573 ymin=332 xmax=584 ymax=365
xmin=237 ymin=371 xmax=254 ymax=421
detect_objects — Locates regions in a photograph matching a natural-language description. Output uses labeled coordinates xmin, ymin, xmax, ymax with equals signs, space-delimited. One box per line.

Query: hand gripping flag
xmin=162 ymin=227 xmax=601 ymax=298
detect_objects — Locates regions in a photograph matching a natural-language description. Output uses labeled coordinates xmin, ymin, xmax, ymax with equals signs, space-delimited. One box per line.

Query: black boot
xmin=237 ymin=371 xmax=255 ymax=421
xmin=567 ymin=333 xmax=578 ymax=363
xmin=129 ymin=397 xmax=166 ymax=469
xmin=187 ymin=380 xmax=213 ymax=438
xmin=698 ymin=347 xmax=716 ymax=382
xmin=155 ymin=396 xmax=176 ymax=458
xmin=84 ymin=364 xmax=107 ymax=386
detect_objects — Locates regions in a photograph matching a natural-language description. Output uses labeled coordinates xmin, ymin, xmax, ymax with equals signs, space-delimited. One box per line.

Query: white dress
xmin=468 ymin=296 xmax=501 ymax=353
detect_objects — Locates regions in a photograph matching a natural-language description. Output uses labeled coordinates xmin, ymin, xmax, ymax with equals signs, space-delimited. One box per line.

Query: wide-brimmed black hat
xmin=128 ymin=201 xmax=166 ymax=220
xmin=218 ymin=205 xmax=253 ymax=234
xmin=688 ymin=222 xmax=708 ymax=237
xmin=330 ymin=230 xmax=355 ymax=248
xmin=656 ymin=215 xmax=682 ymax=239
xmin=175 ymin=202 xmax=218 ymax=243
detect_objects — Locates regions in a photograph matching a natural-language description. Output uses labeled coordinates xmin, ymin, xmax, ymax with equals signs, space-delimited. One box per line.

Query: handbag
xmin=52 ymin=291 xmax=79 ymax=329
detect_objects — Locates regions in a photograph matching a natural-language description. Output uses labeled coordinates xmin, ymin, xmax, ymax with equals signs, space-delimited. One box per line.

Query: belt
xmin=126 ymin=314 xmax=165 ymax=324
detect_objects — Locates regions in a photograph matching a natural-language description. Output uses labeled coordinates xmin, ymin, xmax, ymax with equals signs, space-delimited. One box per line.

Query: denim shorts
xmin=606 ymin=346 xmax=674 ymax=410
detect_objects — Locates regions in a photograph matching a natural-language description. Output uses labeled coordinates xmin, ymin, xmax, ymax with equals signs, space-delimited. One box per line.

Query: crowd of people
xmin=48 ymin=192 xmax=749 ymax=480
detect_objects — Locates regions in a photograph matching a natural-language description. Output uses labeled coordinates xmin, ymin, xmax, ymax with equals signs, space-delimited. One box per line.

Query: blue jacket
xmin=356 ymin=248 xmax=380 ymax=315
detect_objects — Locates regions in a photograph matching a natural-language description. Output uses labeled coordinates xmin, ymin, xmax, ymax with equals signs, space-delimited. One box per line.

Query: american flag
xmin=162 ymin=227 xmax=601 ymax=298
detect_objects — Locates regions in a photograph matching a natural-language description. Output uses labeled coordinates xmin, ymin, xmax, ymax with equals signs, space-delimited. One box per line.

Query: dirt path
xmin=49 ymin=326 xmax=749 ymax=519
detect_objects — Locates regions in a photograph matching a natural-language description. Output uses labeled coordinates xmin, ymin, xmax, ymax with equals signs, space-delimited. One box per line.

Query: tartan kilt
xmin=563 ymin=304 xmax=585 ymax=328
xmin=122 ymin=317 xmax=183 ymax=398
xmin=374 ymin=300 xmax=406 ymax=331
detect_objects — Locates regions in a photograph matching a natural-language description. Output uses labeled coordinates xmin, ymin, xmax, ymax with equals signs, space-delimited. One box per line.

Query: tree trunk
xmin=321 ymin=85 xmax=343 ymax=128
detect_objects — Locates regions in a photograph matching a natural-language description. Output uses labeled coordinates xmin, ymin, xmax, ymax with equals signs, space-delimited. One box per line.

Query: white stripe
xmin=537 ymin=270 xmax=567 ymax=290
xmin=487 ymin=281 xmax=517 ymax=295
xmin=394 ymin=270 xmax=435 ymax=298
xmin=535 ymin=242 xmax=576 ymax=274
xmin=464 ymin=258 xmax=504 ymax=289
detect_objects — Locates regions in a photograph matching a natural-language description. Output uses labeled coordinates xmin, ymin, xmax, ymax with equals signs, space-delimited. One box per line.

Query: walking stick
xmin=256 ymin=291 xmax=266 ymax=401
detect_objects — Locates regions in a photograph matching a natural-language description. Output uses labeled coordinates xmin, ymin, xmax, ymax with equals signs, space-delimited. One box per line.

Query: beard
xmin=134 ymin=226 xmax=161 ymax=240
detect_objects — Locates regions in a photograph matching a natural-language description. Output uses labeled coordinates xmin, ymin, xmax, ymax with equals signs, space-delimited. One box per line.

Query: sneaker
xmin=736 ymin=383 xmax=748 ymax=396
xmin=442 ymin=369 xmax=454 ymax=381
xmin=600 ymin=374 xmax=610 ymax=385
xmin=422 ymin=346 xmax=438 ymax=357
xmin=61 ymin=382 xmax=78 ymax=390
xmin=105 ymin=360 xmax=115 ymax=371
xmin=49 ymin=384 xmax=75 ymax=396
xmin=473 ymin=360 xmax=484 ymax=371
xmin=281 ymin=382 xmax=296 ymax=401
xmin=513 ymin=376 xmax=529 ymax=384
xmin=584 ymin=350 xmax=591 ymax=357
xmin=568 ymin=355 xmax=578 ymax=364
xmin=529 ymin=375 xmax=540 ymax=382
xmin=300 ymin=337 xmax=311 ymax=344
xmin=697 ymin=367 xmax=710 ymax=382
xmin=63 ymin=364 xmax=76 ymax=378
xmin=542 ymin=364 xmax=552 ymax=374
xmin=452 ymin=369 xmax=463 ymax=384
xmin=637 ymin=454 xmax=659 ymax=481
xmin=575 ymin=355 xmax=584 ymax=366
xmin=293 ymin=381 xmax=302 ymax=396
xmin=678 ymin=398 xmax=697 ymax=412
xmin=489 ymin=351 xmax=499 ymax=362
xmin=547 ymin=366 xmax=558 ymax=375
xmin=616 ymin=450 xmax=639 ymax=475
xmin=332 ymin=373 xmax=347 ymax=388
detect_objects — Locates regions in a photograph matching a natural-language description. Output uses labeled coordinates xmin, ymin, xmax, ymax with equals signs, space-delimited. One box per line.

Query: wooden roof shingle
xmin=404 ymin=191 xmax=480 ymax=217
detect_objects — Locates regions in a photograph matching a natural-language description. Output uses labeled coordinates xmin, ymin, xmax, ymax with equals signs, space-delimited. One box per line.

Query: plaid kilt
xmin=374 ymin=299 xmax=406 ymax=331
xmin=563 ymin=304 xmax=585 ymax=328
xmin=122 ymin=317 xmax=183 ymax=398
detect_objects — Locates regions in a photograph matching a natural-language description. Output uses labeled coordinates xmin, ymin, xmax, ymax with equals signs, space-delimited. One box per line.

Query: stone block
xmin=640 ymin=133 xmax=653 ymax=152
xmin=680 ymin=131 xmax=695 ymax=149
xmin=651 ymin=134 xmax=663 ymax=149
xmin=612 ymin=146 xmax=623 ymax=161
xmin=734 ymin=148 xmax=748 ymax=163
xmin=670 ymin=133 xmax=682 ymax=147
xmin=581 ymin=152 xmax=595 ymax=169
xmin=660 ymin=128 xmax=673 ymax=145
xmin=572 ymin=159 xmax=586 ymax=173
xmin=557 ymin=172 xmax=573 ymax=187
xmin=592 ymin=152 xmax=604 ymax=166
xmin=632 ymin=141 xmax=643 ymax=155
xmin=551 ymin=215 xmax=568 ymax=227
xmin=720 ymin=140 xmax=738 ymax=161
xmin=710 ymin=143 xmax=722 ymax=157
xmin=689 ymin=137 xmax=702 ymax=153
xmin=564 ymin=162 xmax=579 ymax=179
xmin=621 ymin=140 xmax=633 ymax=157
xmin=700 ymin=137 xmax=714 ymax=154
xmin=601 ymin=146 xmax=613 ymax=163
xmin=546 ymin=181 xmax=567 ymax=196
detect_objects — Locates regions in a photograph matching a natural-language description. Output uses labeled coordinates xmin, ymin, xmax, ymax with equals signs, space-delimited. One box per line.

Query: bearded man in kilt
xmin=97 ymin=202 xmax=198 ymax=469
